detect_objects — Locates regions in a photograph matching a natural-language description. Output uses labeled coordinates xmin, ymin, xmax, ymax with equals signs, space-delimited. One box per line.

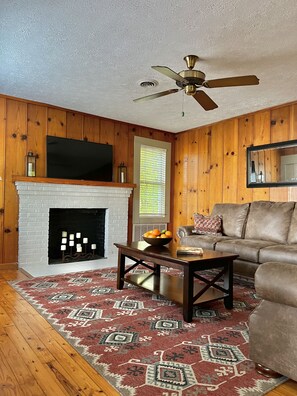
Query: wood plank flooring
xmin=0 ymin=269 xmax=297 ymax=396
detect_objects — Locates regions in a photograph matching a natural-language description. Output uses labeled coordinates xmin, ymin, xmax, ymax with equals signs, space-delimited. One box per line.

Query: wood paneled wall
xmin=173 ymin=103 xmax=297 ymax=240
xmin=1 ymin=94 xmax=297 ymax=266
xmin=0 ymin=95 xmax=174 ymax=266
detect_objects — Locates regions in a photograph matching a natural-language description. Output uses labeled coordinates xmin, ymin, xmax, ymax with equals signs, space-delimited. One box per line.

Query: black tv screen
xmin=46 ymin=136 xmax=113 ymax=182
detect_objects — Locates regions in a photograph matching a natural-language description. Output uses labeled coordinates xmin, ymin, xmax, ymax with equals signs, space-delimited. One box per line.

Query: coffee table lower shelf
xmin=124 ymin=272 xmax=227 ymax=306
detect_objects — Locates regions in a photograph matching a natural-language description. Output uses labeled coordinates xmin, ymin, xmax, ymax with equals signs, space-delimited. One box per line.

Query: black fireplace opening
xmin=48 ymin=208 xmax=106 ymax=264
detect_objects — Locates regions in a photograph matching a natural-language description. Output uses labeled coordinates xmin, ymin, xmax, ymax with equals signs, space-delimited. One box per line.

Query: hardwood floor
xmin=1 ymin=269 xmax=297 ymax=396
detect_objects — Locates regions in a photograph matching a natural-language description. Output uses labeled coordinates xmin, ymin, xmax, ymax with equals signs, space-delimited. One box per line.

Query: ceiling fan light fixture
xmin=185 ymin=85 xmax=196 ymax=96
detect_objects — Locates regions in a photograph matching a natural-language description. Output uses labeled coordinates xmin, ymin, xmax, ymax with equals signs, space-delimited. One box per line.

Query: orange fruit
xmin=165 ymin=230 xmax=172 ymax=237
xmin=151 ymin=228 xmax=161 ymax=236
xmin=160 ymin=233 xmax=167 ymax=238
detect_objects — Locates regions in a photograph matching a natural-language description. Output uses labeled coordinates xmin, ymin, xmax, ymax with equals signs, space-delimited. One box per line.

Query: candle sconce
xmin=118 ymin=162 xmax=127 ymax=183
xmin=26 ymin=152 xmax=37 ymax=177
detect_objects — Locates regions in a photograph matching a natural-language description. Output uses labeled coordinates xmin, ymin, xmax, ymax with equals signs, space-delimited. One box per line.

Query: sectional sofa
xmin=177 ymin=201 xmax=297 ymax=278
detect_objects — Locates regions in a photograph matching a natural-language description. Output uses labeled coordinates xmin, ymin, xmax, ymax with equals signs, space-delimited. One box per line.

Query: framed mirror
xmin=247 ymin=140 xmax=297 ymax=188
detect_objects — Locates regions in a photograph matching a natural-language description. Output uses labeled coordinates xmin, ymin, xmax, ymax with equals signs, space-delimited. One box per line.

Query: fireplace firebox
xmin=49 ymin=208 xmax=106 ymax=264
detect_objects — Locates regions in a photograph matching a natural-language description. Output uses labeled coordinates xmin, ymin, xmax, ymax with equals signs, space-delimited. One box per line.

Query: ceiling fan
xmin=134 ymin=55 xmax=259 ymax=111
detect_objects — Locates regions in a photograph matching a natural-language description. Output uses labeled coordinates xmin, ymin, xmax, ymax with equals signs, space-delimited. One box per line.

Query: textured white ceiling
xmin=1 ymin=0 xmax=297 ymax=133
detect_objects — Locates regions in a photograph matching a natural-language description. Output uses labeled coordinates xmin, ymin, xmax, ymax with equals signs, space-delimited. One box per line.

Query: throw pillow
xmin=193 ymin=213 xmax=223 ymax=235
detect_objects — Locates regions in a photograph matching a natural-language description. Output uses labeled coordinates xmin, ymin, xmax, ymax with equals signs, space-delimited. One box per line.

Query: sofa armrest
xmin=176 ymin=226 xmax=194 ymax=238
xmin=255 ymin=261 xmax=297 ymax=309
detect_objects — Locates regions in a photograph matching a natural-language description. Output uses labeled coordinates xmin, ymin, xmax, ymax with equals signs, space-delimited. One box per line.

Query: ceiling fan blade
xmin=133 ymin=88 xmax=179 ymax=103
xmin=152 ymin=66 xmax=189 ymax=84
xmin=193 ymin=91 xmax=218 ymax=111
xmin=204 ymin=75 xmax=259 ymax=88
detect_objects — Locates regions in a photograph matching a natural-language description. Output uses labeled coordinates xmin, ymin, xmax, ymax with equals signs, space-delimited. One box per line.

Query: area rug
xmin=11 ymin=267 xmax=287 ymax=396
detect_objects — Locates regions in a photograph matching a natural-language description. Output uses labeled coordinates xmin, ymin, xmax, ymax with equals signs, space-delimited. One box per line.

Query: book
xmin=176 ymin=246 xmax=203 ymax=255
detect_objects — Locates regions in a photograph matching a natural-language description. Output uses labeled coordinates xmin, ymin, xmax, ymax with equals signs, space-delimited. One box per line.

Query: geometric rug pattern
xmin=11 ymin=267 xmax=287 ymax=396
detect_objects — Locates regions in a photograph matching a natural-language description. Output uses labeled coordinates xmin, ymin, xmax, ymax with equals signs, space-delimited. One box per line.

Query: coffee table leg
xmin=117 ymin=249 xmax=125 ymax=290
xmin=183 ymin=267 xmax=193 ymax=322
xmin=224 ymin=261 xmax=233 ymax=309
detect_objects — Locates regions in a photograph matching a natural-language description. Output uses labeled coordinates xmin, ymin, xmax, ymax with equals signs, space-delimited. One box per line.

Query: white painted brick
xmin=15 ymin=182 xmax=133 ymax=276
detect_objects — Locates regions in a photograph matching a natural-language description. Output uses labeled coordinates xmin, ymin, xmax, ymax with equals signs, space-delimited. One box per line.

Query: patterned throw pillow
xmin=193 ymin=213 xmax=223 ymax=235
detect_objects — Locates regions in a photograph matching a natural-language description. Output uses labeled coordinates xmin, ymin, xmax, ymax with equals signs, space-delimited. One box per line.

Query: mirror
xmin=247 ymin=140 xmax=297 ymax=187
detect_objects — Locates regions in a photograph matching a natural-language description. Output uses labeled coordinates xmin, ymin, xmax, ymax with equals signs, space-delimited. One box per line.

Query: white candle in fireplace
xmin=77 ymin=246 xmax=82 ymax=253
xmin=69 ymin=241 xmax=74 ymax=247
xmin=76 ymin=232 xmax=81 ymax=238
xmin=62 ymin=231 xmax=67 ymax=237
xmin=61 ymin=245 xmax=66 ymax=251
xmin=69 ymin=234 xmax=74 ymax=240
xmin=61 ymin=238 xmax=67 ymax=244
xmin=91 ymin=244 xmax=96 ymax=250
xmin=83 ymin=237 xmax=88 ymax=244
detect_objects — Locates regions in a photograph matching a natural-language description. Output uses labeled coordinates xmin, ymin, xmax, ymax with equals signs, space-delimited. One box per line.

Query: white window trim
xmin=133 ymin=136 xmax=171 ymax=224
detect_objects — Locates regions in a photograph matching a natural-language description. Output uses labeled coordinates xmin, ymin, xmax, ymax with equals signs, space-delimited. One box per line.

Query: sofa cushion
xmin=259 ymin=244 xmax=297 ymax=265
xmin=244 ymin=201 xmax=295 ymax=243
xmin=193 ymin=213 xmax=222 ymax=235
xmin=288 ymin=203 xmax=297 ymax=244
xmin=211 ymin=203 xmax=250 ymax=238
xmin=215 ymin=238 xmax=277 ymax=263
xmin=180 ymin=235 xmax=232 ymax=250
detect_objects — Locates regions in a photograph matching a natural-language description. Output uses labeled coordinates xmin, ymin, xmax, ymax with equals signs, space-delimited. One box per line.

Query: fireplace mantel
xmin=13 ymin=176 xmax=136 ymax=189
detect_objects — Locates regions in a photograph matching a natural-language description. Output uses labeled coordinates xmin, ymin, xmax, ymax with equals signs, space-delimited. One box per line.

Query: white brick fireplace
xmin=15 ymin=181 xmax=133 ymax=277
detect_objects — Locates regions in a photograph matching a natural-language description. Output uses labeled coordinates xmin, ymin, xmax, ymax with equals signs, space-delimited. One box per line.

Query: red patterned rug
xmin=11 ymin=267 xmax=286 ymax=396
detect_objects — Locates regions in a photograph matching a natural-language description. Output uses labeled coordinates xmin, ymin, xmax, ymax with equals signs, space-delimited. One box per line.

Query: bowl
xmin=143 ymin=236 xmax=172 ymax=246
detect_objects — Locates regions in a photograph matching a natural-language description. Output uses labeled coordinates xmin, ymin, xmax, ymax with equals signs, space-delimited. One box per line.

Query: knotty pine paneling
xmin=197 ymin=127 xmax=211 ymax=215
xmin=251 ymin=110 xmax=270 ymax=201
xmin=0 ymin=98 xmax=5 ymax=263
xmin=0 ymin=95 xmax=173 ymax=265
xmin=1 ymin=94 xmax=297 ymax=265
xmin=4 ymin=100 xmax=27 ymax=264
xmin=27 ymin=104 xmax=47 ymax=177
xmin=208 ymin=123 xmax=224 ymax=211
xmin=237 ymin=116 xmax=254 ymax=203
xmin=222 ymin=119 xmax=238 ymax=203
xmin=83 ymin=115 xmax=100 ymax=142
xmin=186 ymin=129 xmax=199 ymax=222
xmin=66 ymin=112 xmax=83 ymax=139
xmin=172 ymin=104 xmax=297 ymax=238
xmin=270 ymin=106 xmax=291 ymax=202
xmin=47 ymin=108 xmax=66 ymax=137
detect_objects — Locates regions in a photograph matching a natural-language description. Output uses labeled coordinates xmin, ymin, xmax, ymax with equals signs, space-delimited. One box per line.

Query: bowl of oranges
xmin=142 ymin=228 xmax=173 ymax=246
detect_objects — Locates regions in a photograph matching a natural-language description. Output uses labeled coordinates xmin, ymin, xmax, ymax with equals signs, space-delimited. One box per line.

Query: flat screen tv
xmin=46 ymin=136 xmax=113 ymax=182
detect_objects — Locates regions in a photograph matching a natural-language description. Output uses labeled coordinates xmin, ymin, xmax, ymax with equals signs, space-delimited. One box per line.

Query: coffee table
xmin=114 ymin=242 xmax=238 ymax=322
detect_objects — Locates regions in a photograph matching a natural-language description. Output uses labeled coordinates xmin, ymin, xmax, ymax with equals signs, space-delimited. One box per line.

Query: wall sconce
xmin=26 ymin=152 xmax=37 ymax=177
xmin=118 ymin=162 xmax=127 ymax=183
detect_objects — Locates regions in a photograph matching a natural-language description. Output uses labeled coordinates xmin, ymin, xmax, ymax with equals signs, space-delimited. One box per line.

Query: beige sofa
xmin=249 ymin=262 xmax=297 ymax=381
xmin=177 ymin=201 xmax=297 ymax=278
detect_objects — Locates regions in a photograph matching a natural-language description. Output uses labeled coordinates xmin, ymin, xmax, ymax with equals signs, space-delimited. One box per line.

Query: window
xmin=133 ymin=137 xmax=171 ymax=224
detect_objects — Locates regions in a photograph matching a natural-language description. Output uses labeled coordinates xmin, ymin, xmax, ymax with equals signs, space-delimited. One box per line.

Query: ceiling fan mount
xmin=134 ymin=54 xmax=259 ymax=111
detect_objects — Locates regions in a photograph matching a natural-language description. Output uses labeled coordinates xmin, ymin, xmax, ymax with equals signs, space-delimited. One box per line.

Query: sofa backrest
xmin=211 ymin=203 xmax=250 ymax=238
xmin=245 ymin=201 xmax=295 ymax=243
xmin=288 ymin=204 xmax=297 ymax=244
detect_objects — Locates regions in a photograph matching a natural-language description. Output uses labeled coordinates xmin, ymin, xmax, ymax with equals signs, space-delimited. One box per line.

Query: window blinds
xmin=139 ymin=144 xmax=166 ymax=217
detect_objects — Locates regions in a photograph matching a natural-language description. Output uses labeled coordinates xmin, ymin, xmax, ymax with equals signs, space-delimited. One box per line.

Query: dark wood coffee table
xmin=114 ymin=242 xmax=238 ymax=322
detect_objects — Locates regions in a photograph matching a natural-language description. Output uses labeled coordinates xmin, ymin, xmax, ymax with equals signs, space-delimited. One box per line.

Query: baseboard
xmin=0 ymin=263 xmax=18 ymax=270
